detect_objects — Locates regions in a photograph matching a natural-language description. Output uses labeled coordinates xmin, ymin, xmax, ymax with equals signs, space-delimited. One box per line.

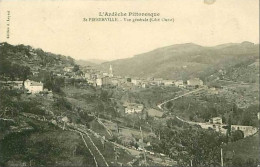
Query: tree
xmin=156 ymin=126 xmax=226 ymax=167
xmin=20 ymin=66 xmax=31 ymax=82
xmin=165 ymin=101 xmax=173 ymax=109
xmin=231 ymin=130 xmax=244 ymax=142
xmin=73 ymin=65 xmax=80 ymax=72
xmin=225 ymin=116 xmax=231 ymax=140
xmin=232 ymin=156 xmax=245 ymax=167
xmin=54 ymin=98 xmax=72 ymax=111
xmin=0 ymin=60 xmax=31 ymax=81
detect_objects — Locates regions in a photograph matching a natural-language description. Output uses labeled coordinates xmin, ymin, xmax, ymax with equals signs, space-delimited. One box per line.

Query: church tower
xmin=109 ymin=64 xmax=113 ymax=77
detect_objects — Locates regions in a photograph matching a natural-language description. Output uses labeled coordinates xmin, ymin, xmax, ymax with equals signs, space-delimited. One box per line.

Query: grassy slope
xmin=0 ymin=118 xmax=96 ymax=167
xmin=88 ymin=132 xmax=134 ymax=166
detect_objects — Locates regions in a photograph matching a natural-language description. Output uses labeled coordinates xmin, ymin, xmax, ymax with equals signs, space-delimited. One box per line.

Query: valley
xmin=0 ymin=42 xmax=259 ymax=167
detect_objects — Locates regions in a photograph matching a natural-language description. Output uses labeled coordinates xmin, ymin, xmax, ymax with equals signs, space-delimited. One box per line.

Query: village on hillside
xmin=0 ymin=41 xmax=259 ymax=167
xmin=1 ymin=62 xmax=258 ymax=140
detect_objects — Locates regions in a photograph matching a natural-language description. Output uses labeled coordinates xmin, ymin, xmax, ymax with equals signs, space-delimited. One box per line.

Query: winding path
xmin=157 ymin=87 xmax=205 ymax=109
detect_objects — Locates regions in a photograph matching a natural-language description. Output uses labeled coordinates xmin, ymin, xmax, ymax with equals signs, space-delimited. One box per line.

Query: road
xmin=216 ymin=79 xmax=258 ymax=86
xmin=157 ymin=87 xmax=205 ymax=109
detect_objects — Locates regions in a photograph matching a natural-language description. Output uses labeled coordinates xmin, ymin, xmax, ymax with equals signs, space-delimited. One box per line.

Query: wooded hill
xmin=98 ymin=42 xmax=259 ymax=82
xmin=0 ymin=42 xmax=75 ymax=81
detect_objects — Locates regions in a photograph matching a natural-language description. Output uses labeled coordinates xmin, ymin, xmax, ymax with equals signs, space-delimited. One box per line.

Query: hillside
xmin=0 ymin=42 xmax=259 ymax=166
xmin=0 ymin=42 xmax=75 ymax=81
xmin=87 ymin=59 xmax=108 ymax=64
xmin=0 ymin=42 xmax=137 ymax=166
xmin=98 ymin=42 xmax=259 ymax=81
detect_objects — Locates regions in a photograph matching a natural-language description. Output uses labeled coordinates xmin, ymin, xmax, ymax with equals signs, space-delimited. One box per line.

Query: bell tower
xmin=109 ymin=64 xmax=113 ymax=77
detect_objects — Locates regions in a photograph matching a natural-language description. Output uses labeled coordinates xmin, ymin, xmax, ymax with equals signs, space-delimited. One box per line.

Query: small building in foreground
xmin=24 ymin=79 xmax=43 ymax=94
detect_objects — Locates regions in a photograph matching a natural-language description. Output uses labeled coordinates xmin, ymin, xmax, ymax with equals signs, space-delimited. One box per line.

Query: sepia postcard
xmin=0 ymin=0 xmax=259 ymax=166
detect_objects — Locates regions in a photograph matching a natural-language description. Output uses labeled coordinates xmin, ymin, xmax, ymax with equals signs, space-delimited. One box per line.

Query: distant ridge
xmin=88 ymin=59 xmax=108 ymax=64
xmin=75 ymin=59 xmax=108 ymax=67
xmin=97 ymin=42 xmax=259 ymax=81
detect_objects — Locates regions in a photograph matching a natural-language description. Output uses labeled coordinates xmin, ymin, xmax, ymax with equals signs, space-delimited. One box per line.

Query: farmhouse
xmin=24 ymin=79 xmax=43 ymax=94
xmin=124 ymin=103 xmax=144 ymax=114
xmin=131 ymin=78 xmax=142 ymax=86
xmin=162 ymin=80 xmax=174 ymax=86
xmin=209 ymin=117 xmax=222 ymax=124
xmin=153 ymin=78 xmax=163 ymax=85
xmin=174 ymin=80 xmax=184 ymax=87
xmin=231 ymin=125 xmax=258 ymax=137
xmin=95 ymin=76 xmax=110 ymax=87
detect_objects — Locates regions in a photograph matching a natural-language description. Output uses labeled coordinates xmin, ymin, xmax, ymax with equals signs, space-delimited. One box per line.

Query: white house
xmin=96 ymin=78 xmax=102 ymax=86
xmin=131 ymin=79 xmax=142 ymax=86
xmin=24 ymin=79 xmax=43 ymax=94
xmin=141 ymin=83 xmax=147 ymax=88
xmin=124 ymin=103 xmax=144 ymax=114
xmin=103 ymin=72 xmax=109 ymax=77
xmin=95 ymin=76 xmax=110 ymax=87
xmin=231 ymin=125 xmax=258 ymax=137
xmin=131 ymin=79 xmax=138 ymax=85
xmin=153 ymin=78 xmax=163 ymax=85
xmin=163 ymin=80 xmax=174 ymax=86
xmin=174 ymin=80 xmax=184 ymax=87
xmin=209 ymin=117 xmax=222 ymax=124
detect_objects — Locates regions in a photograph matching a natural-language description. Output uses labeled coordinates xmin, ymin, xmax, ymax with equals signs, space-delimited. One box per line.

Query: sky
xmin=0 ymin=0 xmax=259 ymax=61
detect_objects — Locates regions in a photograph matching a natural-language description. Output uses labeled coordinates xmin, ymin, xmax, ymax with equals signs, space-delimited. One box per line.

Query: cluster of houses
xmin=0 ymin=79 xmax=53 ymax=97
xmin=80 ymin=64 xmax=204 ymax=90
xmin=27 ymin=62 xmax=205 ymax=91
xmin=188 ymin=117 xmax=258 ymax=138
